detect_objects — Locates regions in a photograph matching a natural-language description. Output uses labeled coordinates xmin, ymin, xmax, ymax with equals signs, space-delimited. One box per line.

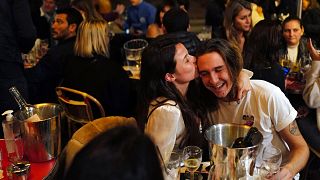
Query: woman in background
xmin=224 ymin=0 xmax=252 ymax=52
xmin=244 ymin=19 xmax=286 ymax=92
xmin=61 ymin=19 xmax=134 ymax=117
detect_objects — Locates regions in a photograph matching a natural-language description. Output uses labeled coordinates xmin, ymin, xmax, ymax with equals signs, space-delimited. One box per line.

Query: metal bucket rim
xmin=15 ymin=103 xmax=63 ymax=122
xmin=204 ymin=123 xmax=263 ymax=149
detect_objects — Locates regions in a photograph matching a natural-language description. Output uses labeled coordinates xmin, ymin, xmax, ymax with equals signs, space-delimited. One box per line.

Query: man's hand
xmin=271 ymin=166 xmax=294 ymax=180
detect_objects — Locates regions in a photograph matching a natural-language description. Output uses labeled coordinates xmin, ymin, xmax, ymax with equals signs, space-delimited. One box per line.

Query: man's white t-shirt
xmin=209 ymin=80 xmax=297 ymax=165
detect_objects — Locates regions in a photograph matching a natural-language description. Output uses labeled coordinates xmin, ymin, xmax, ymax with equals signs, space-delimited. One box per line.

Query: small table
xmin=0 ymin=140 xmax=56 ymax=179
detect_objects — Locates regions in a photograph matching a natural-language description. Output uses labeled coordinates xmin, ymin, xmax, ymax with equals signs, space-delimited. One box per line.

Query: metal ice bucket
xmin=205 ymin=124 xmax=263 ymax=179
xmin=14 ymin=103 xmax=62 ymax=162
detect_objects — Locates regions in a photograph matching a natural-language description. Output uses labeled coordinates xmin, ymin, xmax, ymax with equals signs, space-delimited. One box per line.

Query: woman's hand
xmin=237 ymin=70 xmax=252 ymax=101
xmin=307 ymin=38 xmax=320 ymax=61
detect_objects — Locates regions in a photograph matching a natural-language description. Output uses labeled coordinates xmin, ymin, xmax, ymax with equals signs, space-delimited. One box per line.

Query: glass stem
xmin=190 ymin=172 xmax=194 ymax=180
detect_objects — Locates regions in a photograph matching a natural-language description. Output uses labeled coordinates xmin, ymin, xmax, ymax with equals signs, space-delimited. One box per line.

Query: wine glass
xmin=183 ymin=146 xmax=202 ymax=180
xmin=259 ymin=145 xmax=282 ymax=179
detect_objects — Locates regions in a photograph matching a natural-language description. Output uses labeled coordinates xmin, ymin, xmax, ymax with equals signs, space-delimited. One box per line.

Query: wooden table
xmin=0 ymin=140 xmax=56 ymax=179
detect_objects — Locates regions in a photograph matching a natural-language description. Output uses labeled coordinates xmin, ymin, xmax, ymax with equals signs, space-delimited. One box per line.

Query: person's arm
xmin=236 ymin=69 xmax=253 ymax=100
xmin=303 ymin=38 xmax=320 ymax=108
xmin=13 ymin=0 xmax=36 ymax=53
xmin=145 ymin=103 xmax=181 ymax=162
xmin=276 ymin=121 xmax=309 ymax=179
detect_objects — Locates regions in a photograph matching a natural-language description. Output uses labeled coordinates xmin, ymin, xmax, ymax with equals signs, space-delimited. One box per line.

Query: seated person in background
xmin=124 ymin=0 xmax=156 ymax=35
xmin=244 ymin=19 xmax=286 ymax=92
xmin=65 ymin=125 xmax=164 ymax=180
xmin=162 ymin=8 xmax=189 ymax=34
xmin=302 ymin=38 xmax=320 ymax=151
xmin=155 ymin=7 xmax=200 ymax=56
xmin=302 ymin=0 xmax=320 ymax=48
xmin=281 ymin=16 xmax=309 ymax=66
xmin=177 ymin=0 xmax=190 ymax=12
xmin=71 ymin=0 xmax=104 ymax=20
xmin=25 ymin=7 xmax=83 ymax=104
xmin=224 ymin=0 xmax=252 ymax=53
xmin=146 ymin=0 xmax=178 ymax=39
xmin=196 ymin=39 xmax=309 ymax=179
xmin=61 ymin=19 xmax=134 ymax=117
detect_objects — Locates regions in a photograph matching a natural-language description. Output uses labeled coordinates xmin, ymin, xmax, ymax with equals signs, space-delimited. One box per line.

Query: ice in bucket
xmin=205 ymin=124 xmax=263 ymax=179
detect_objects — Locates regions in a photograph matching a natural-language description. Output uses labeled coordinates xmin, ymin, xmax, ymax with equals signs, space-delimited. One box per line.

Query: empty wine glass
xmin=183 ymin=146 xmax=202 ymax=180
xmin=259 ymin=145 xmax=282 ymax=179
xmin=166 ymin=152 xmax=181 ymax=180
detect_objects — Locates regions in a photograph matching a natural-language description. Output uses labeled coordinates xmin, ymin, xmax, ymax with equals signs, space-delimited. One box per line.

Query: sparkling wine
xmin=8 ymin=86 xmax=40 ymax=121
xmin=184 ymin=158 xmax=200 ymax=172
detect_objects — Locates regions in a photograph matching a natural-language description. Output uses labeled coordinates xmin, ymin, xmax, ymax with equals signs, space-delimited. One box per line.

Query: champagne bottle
xmin=231 ymin=127 xmax=259 ymax=148
xmin=8 ymin=86 xmax=40 ymax=122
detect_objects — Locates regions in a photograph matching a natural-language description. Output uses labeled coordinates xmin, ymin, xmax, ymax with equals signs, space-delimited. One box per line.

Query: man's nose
xmin=209 ymin=73 xmax=219 ymax=84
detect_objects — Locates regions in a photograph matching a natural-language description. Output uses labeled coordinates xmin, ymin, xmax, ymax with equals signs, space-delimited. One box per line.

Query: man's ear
xmin=69 ymin=24 xmax=77 ymax=33
xmin=165 ymin=73 xmax=175 ymax=82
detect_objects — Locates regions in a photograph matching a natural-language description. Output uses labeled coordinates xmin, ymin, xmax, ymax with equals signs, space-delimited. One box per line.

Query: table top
xmin=285 ymin=76 xmax=306 ymax=94
xmin=0 ymin=140 xmax=56 ymax=180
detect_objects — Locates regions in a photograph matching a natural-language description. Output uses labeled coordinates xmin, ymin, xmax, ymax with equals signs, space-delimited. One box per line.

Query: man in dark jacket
xmin=25 ymin=7 xmax=83 ymax=103
xmin=0 ymin=0 xmax=37 ymax=115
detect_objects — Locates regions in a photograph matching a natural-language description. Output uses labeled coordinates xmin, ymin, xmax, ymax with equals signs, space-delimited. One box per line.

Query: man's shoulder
xmin=250 ymin=80 xmax=283 ymax=96
xmin=140 ymin=1 xmax=156 ymax=11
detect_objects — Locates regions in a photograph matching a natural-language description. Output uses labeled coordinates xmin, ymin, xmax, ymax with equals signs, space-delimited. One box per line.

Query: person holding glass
xmin=196 ymin=39 xmax=309 ymax=179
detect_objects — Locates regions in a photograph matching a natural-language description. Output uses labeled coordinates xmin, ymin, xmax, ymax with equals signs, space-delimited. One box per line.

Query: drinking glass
xmin=166 ymin=152 xmax=181 ymax=180
xmin=183 ymin=146 xmax=202 ymax=180
xmin=259 ymin=145 xmax=282 ymax=179
xmin=279 ymin=55 xmax=291 ymax=76
xmin=123 ymin=39 xmax=148 ymax=69
xmin=39 ymin=39 xmax=49 ymax=58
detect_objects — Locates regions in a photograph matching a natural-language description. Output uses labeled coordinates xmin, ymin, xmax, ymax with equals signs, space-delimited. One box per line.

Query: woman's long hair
xmin=74 ymin=19 xmax=109 ymax=58
xmin=244 ymin=19 xmax=283 ymax=69
xmin=137 ymin=40 xmax=202 ymax=148
xmin=224 ymin=0 xmax=251 ymax=47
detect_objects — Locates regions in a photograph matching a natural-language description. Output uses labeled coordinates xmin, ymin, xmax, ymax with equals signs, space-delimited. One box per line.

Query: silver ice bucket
xmin=14 ymin=103 xmax=62 ymax=162
xmin=205 ymin=124 xmax=263 ymax=179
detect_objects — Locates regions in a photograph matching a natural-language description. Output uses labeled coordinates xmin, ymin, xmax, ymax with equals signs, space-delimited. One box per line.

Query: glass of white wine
xmin=183 ymin=146 xmax=202 ymax=180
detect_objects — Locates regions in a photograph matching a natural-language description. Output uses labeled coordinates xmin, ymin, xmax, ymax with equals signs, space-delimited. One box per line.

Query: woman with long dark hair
xmin=244 ymin=19 xmax=286 ymax=91
xmin=137 ymin=37 xmax=203 ymax=164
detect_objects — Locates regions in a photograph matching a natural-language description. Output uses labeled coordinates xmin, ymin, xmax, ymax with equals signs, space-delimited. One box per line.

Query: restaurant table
xmin=0 ymin=139 xmax=56 ymax=180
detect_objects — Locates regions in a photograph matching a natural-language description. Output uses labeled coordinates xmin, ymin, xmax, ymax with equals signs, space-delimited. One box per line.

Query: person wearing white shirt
xmin=196 ymin=39 xmax=309 ymax=180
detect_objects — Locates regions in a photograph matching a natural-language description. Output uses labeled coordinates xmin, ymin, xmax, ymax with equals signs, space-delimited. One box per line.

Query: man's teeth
xmin=211 ymin=83 xmax=223 ymax=89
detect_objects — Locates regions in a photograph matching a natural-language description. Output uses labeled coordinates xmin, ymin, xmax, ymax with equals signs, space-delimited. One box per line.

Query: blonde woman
xmin=61 ymin=19 xmax=134 ymax=117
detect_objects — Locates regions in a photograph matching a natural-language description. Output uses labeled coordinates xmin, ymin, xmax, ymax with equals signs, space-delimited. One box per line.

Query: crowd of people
xmin=1 ymin=0 xmax=320 ymax=179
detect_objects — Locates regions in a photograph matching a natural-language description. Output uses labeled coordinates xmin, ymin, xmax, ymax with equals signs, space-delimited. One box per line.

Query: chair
xmin=64 ymin=116 xmax=137 ymax=172
xmin=56 ymin=87 xmax=106 ymax=137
